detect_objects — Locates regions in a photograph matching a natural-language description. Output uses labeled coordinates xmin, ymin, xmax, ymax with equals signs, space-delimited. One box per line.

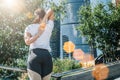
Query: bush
xmin=53 ymin=58 xmax=81 ymax=73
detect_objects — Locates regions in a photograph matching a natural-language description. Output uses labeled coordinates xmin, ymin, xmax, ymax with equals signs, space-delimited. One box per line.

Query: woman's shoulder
xmin=27 ymin=24 xmax=34 ymax=27
xmin=25 ymin=24 xmax=39 ymax=31
xmin=27 ymin=24 xmax=38 ymax=28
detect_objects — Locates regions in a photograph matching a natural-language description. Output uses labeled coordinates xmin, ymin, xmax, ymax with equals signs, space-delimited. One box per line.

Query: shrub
xmin=53 ymin=58 xmax=81 ymax=73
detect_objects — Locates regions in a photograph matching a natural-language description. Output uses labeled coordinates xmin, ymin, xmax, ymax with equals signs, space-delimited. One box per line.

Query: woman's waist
xmin=29 ymin=48 xmax=51 ymax=58
xmin=29 ymin=44 xmax=51 ymax=52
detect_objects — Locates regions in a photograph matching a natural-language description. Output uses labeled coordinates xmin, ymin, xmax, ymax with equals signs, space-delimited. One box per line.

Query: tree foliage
xmin=77 ymin=2 xmax=120 ymax=56
xmin=0 ymin=0 xmax=66 ymax=79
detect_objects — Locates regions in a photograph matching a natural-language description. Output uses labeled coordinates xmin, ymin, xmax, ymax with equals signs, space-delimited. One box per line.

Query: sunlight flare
xmin=92 ymin=64 xmax=109 ymax=80
xmin=4 ymin=0 xmax=17 ymax=8
xmin=63 ymin=41 xmax=75 ymax=53
xmin=2 ymin=0 xmax=25 ymax=13
xmin=73 ymin=49 xmax=84 ymax=60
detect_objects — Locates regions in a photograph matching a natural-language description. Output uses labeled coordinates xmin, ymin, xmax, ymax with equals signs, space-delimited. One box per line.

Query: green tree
xmin=0 ymin=0 xmax=66 ymax=79
xmin=77 ymin=2 xmax=120 ymax=61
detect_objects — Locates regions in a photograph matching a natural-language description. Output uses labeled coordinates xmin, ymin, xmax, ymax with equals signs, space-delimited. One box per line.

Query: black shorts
xmin=27 ymin=48 xmax=53 ymax=78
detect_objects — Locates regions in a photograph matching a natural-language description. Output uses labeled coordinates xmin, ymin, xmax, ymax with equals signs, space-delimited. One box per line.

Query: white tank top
xmin=25 ymin=20 xmax=54 ymax=52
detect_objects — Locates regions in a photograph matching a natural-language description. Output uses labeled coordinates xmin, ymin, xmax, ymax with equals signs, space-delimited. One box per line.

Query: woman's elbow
xmin=49 ymin=14 xmax=54 ymax=20
xmin=25 ymin=40 xmax=31 ymax=45
xmin=25 ymin=42 xmax=30 ymax=46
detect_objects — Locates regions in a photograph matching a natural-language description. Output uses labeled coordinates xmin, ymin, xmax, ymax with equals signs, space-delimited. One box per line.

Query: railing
xmin=52 ymin=61 xmax=120 ymax=80
xmin=0 ymin=61 xmax=120 ymax=80
xmin=0 ymin=65 xmax=26 ymax=72
xmin=0 ymin=65 xmax=26 ymax=79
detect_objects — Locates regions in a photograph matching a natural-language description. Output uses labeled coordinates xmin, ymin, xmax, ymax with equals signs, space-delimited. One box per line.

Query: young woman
xmin=24 ymin=8 xmax=54 ymax=80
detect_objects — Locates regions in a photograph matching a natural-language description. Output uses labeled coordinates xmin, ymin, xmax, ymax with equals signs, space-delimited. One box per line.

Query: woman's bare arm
xmin=48 ymin=12 xmax=54 ymax=21
xmin=24 ymin=31 xmax=43 ymax=45
xmin=42 ymin=9 xmax=54 ymax=23
xmin=39 ymin=9 xmax=54 ymax=30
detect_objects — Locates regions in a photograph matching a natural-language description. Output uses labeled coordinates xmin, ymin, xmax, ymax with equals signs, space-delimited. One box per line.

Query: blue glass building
xmin=60 ymin=0 xmax=91 ymax=59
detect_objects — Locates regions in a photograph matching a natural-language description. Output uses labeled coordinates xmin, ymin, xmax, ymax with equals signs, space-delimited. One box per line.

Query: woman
xmin=24 ymin=8 xmax=54 ymax=80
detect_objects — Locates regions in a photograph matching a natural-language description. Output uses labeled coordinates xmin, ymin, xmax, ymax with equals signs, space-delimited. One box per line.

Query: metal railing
xmin=52 ymin=61 xmax=120 ymax=80
xmin=0 ymin=61 xmax=120 ymax=80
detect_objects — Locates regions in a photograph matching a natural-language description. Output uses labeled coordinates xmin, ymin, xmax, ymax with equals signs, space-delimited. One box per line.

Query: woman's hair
xmin=33 ymin=8 xmax=46 ymax=23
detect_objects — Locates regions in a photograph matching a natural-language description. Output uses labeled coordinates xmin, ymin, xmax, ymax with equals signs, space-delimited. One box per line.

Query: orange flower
xmin=63 ymin=41 xmax=75 ymax=53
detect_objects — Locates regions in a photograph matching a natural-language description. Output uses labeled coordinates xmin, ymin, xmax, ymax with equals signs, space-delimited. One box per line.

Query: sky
xmin=90 ymin=0 xmax=112 ymax=7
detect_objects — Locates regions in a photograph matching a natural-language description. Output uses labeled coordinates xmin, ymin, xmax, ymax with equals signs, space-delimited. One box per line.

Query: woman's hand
xmin=41 ymin=9 xmax=54 ymax=23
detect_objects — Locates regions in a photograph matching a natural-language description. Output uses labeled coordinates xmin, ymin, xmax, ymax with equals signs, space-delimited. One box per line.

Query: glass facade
xmin=60 ymin=0 xmax=91 ymax=59
xmin=50 ymin=20 xmax=60 ymax=58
